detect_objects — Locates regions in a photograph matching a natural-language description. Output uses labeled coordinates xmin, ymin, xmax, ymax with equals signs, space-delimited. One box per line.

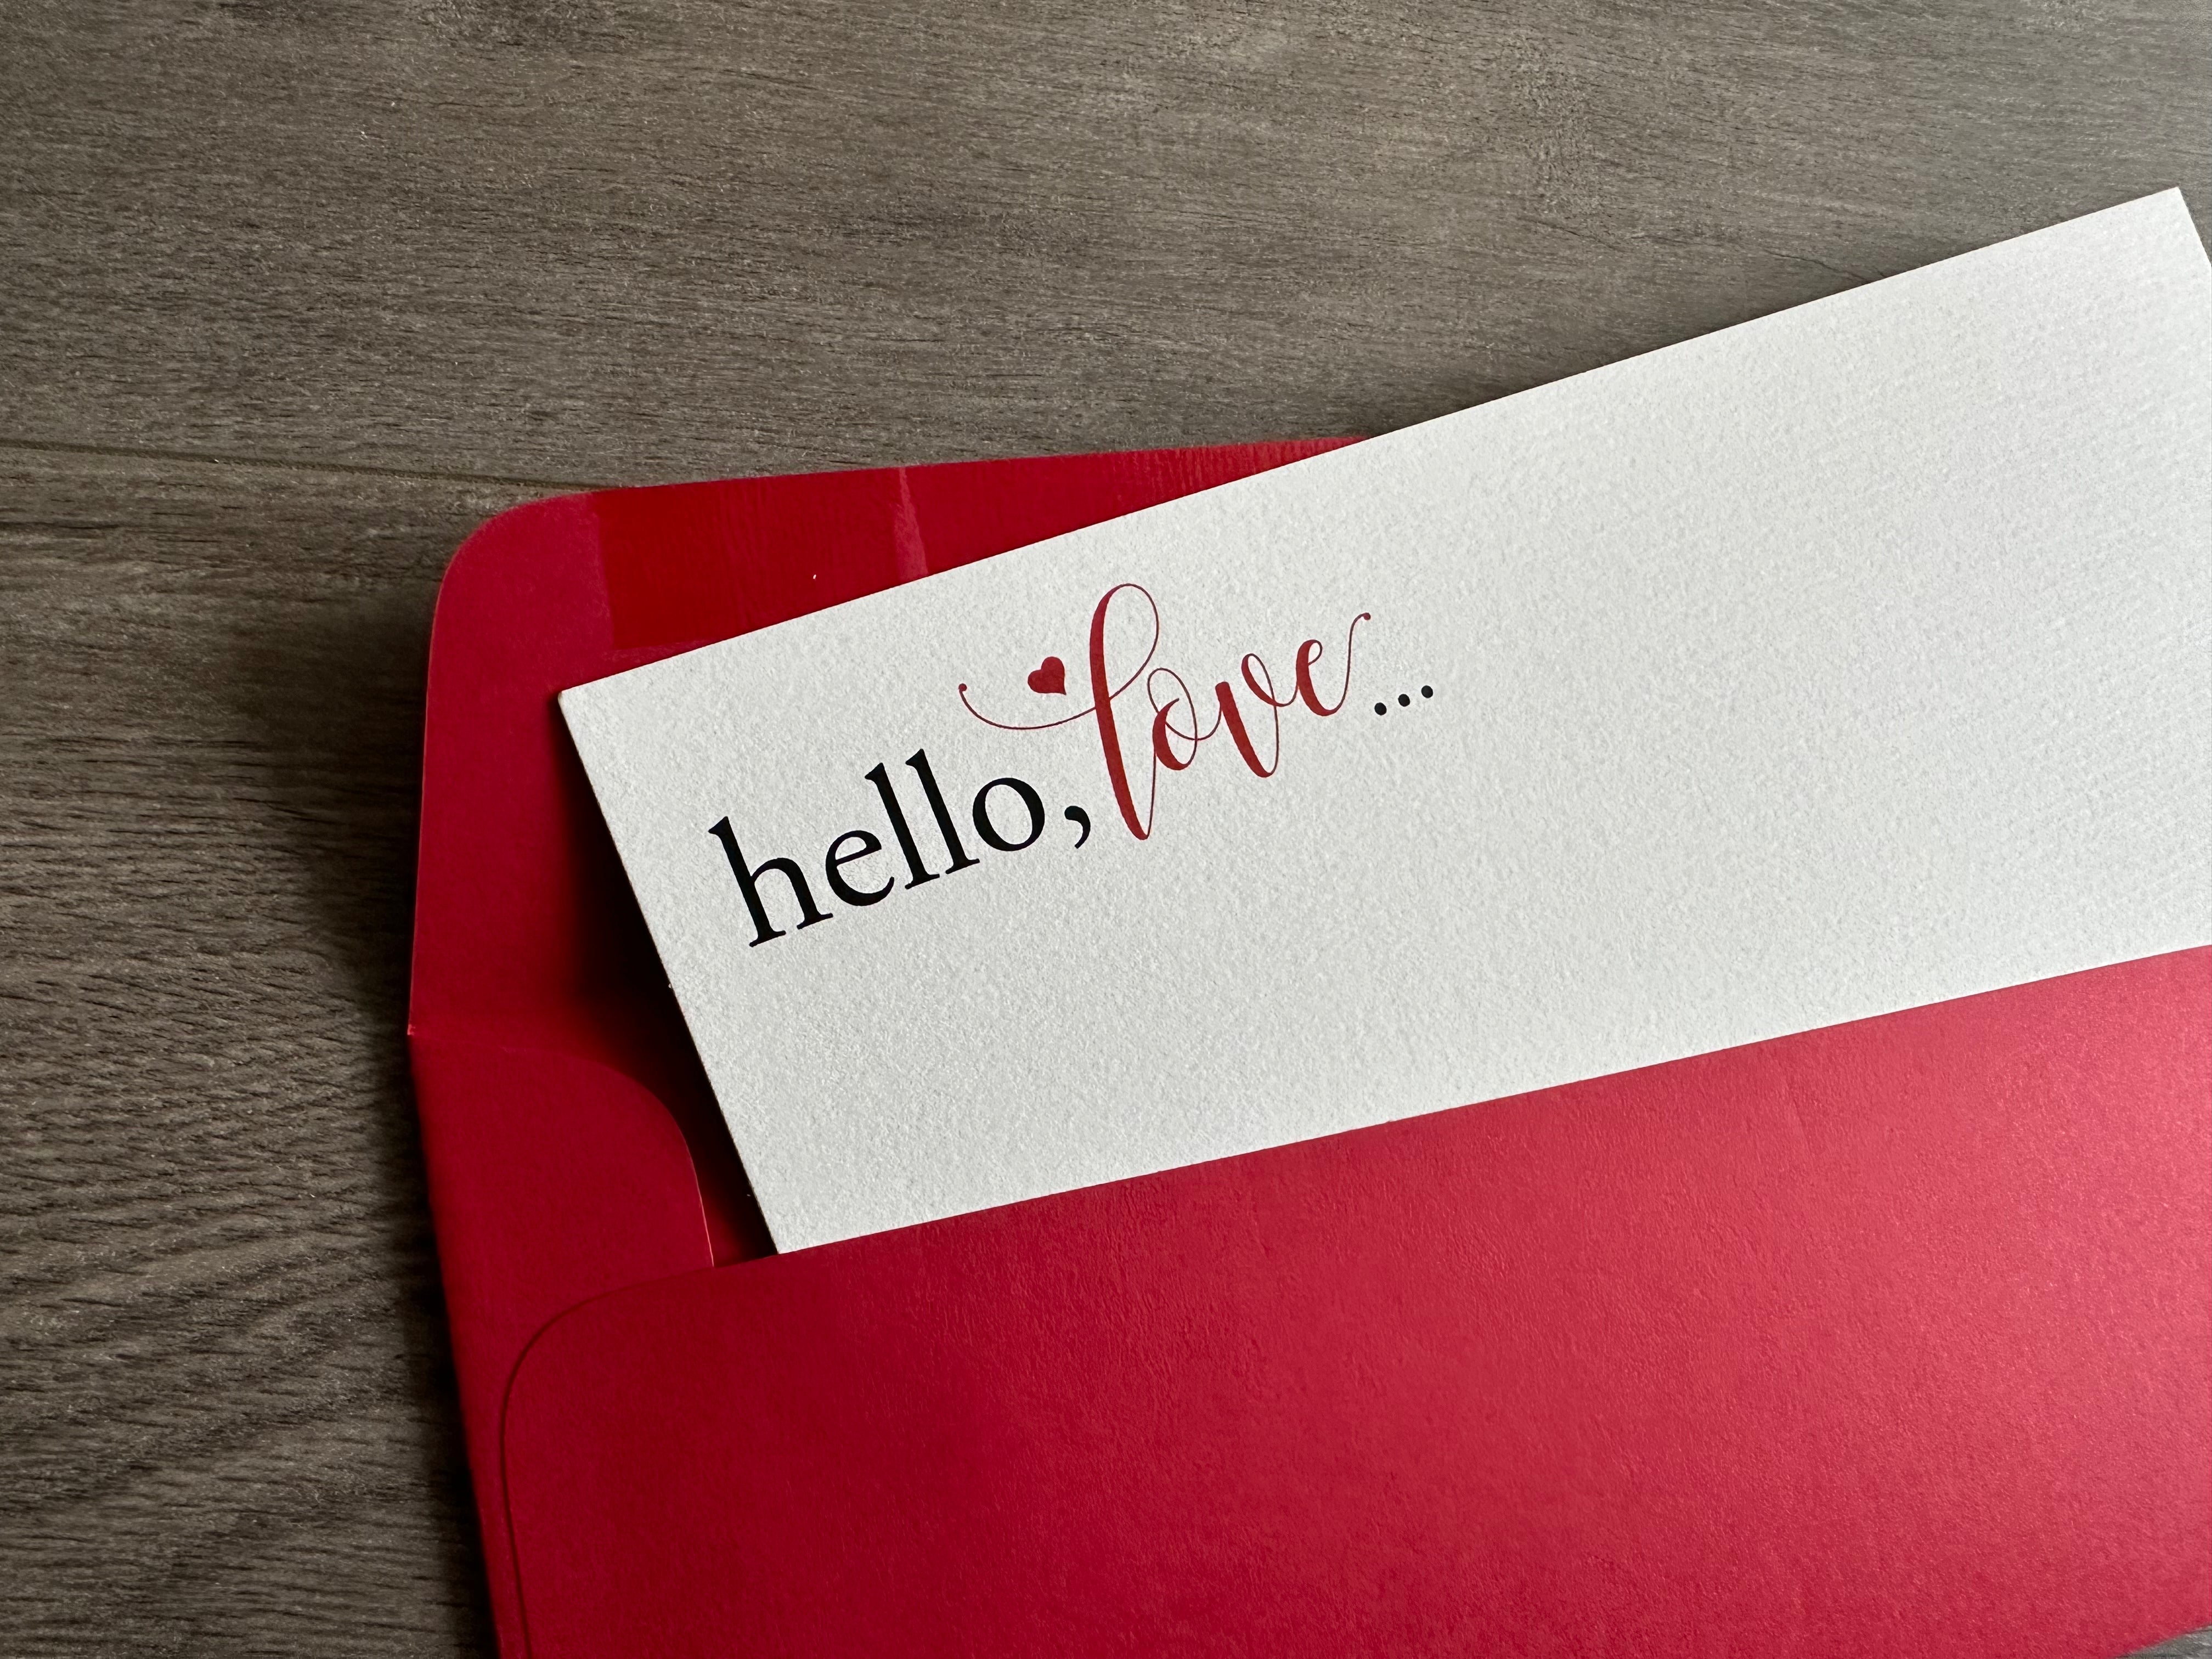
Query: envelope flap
xmin=407 ymin=440 xmax=1353 ymax=1655
xmin=501 ymin=951 xmax=2212 ymax=1658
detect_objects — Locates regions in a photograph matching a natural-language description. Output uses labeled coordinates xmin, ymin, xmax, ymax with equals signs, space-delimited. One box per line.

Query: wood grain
xmin=2 ymin=1 xmax=2209 ymax=1653
xmin=5 ymin=0 xmax=2210 ymax=482
xmin=1 ymin=448 xmax=535 ymax=1656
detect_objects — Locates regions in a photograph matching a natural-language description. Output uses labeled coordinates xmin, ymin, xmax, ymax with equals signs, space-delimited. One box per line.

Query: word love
xmin=961 ymin=583 xmax=1372 ymax=840
xmin=708 ymin=749 xmax=1085 ymax=948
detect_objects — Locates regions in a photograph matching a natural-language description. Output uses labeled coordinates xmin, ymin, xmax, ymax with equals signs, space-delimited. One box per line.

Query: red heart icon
xmin=1027 ymin=656 xmax=1068 ymax=696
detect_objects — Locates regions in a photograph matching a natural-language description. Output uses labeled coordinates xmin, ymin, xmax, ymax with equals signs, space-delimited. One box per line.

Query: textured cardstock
xmin=563 ymin=191 xmax=2212 ymax=1251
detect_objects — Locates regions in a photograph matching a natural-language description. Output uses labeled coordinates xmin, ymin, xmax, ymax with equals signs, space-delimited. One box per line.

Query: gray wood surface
xmin=3 ymin=2 xmax=2209 ymax=1654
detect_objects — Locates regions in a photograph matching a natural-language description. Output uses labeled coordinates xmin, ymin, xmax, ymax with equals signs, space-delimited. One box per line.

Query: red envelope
xmin=410 ymin=442 xmax=2211 ymax=1658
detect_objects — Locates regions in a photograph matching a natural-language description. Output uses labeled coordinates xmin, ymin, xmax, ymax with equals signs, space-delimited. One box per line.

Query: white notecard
xmin=563 ymin=190 xmax=2212 ymax=1250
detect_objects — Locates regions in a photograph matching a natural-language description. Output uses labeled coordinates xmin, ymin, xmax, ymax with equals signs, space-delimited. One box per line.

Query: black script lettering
xmin=972 ymin=777 xmax=1046 ymax=852
xmin=823 ymin=828 xmax=894 ymax=906
xmin=708 ymin=817 xmax=831 ymax=945
xmin=906 ymin=748 xmax=979 ymax=873
xmin=864 ymin=761 xmax=936 ymax=888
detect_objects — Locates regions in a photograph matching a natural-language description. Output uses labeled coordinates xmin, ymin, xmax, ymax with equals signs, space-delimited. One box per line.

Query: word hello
xmin=708 ymin=584 xmax=1370 ymax=950
xmin=708 ymin=749 xmax=1077 ymax=947
xmin=962 ymin=582 xmax=1371 ymax=839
